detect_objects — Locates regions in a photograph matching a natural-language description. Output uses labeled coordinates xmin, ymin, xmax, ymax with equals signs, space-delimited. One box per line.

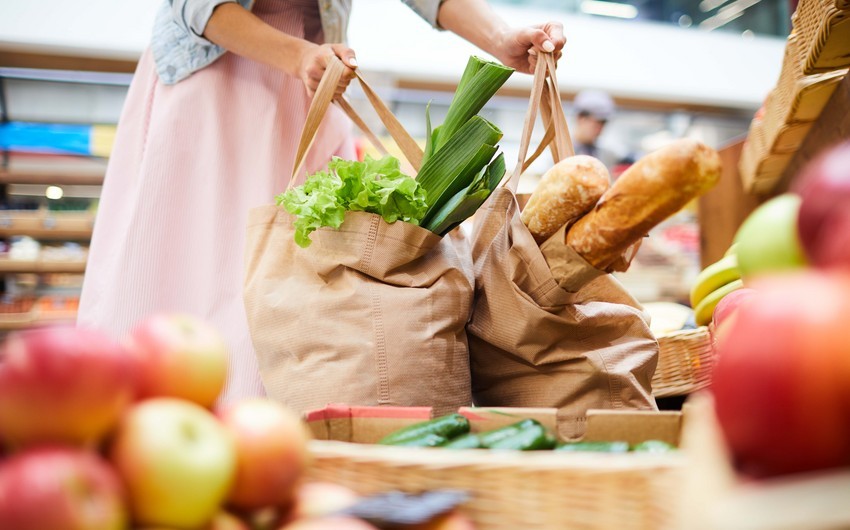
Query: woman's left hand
xmin=495 ymin=22 xmax=566 ymax=74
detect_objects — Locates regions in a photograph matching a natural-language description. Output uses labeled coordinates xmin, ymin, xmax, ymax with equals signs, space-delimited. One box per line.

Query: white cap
xmin=573 ymin=90 xmax=616 ymax=121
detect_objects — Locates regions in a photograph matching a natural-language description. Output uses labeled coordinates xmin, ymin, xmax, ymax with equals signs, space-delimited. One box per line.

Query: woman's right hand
xmin=298 ymin=43 xmax=358 ymax=98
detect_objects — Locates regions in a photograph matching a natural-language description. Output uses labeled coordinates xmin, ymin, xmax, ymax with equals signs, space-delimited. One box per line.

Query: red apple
xmin=208 ymin=510 xmax=251 ymax=530
xmin=282 ymin=482 xmax=359 ymax=523
xmin=218 ymin=398 xmax=311 ymax=510
xmin=411 ymin=512 xmax=476 ymax=530
xmin=0 ymin=325 xmax=136 ymax=448
xmin=109 ymin=397 xmax=237 ymax=528
xmin=711 ymin=271 xmax=850 ymax=478
xmin=280 ymin=516 xmax=379 ymax=530
xmin=126 ymin=313 xmax=229 ymax=407
xmin=711 ymin=287 xmax=757 ymax=329
xmin=0 ymin=446 xmax=127 ymax=530
xmin=794 ymin=141 xmax=850 ymax=270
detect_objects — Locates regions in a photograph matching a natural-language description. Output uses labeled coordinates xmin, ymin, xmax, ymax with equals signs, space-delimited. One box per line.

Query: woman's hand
xmin=494 ymin=22 xmax=566 ymax=74
xmin=436 ymin=0 xmax=565 ymax=75
xmin=204 ymin=4 xmax=356 ymax=97
xmin=298 ymin=43 xmax=358 ymax=97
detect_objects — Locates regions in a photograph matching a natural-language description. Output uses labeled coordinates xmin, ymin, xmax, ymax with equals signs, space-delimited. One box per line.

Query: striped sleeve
xmin=169 ymin=0 xmax=244 ymax=46
xmin=401 ymin=0 xmax=446 ymax=29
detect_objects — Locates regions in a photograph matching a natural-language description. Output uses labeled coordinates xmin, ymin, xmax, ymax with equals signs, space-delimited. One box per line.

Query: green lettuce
xmin=277 ymin=155 xmax=428 ymax=247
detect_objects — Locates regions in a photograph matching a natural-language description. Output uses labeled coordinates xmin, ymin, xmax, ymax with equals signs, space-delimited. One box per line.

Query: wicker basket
xmin=792 ymin=0 xmax=850 ymax=74
xmin=652 ymin=326 xmax=715 ymax=398
xmin=306 ymin=410 xmax=687 ymax=530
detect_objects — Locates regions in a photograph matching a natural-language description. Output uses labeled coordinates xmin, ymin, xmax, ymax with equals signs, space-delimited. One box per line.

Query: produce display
xmin=0 ymin=315 xmax=473 ymax=530
xmin=708 ymin=141 xmax=850 ymax=479
xmin=279 ymin=56 xmax=513 ymax=246
xmin=377 ymin=414 xmax=677 ymax=453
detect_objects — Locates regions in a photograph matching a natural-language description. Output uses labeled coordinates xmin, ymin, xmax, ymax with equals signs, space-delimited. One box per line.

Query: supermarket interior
xmin=0 ymin=0 xmax=849 ymax=529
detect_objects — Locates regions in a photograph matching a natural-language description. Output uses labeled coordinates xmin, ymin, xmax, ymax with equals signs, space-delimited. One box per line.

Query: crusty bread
xmin=521 ymin=155 xmax=611 ymax=244
xmin=566 ymin=139 xmax=722 ymax=271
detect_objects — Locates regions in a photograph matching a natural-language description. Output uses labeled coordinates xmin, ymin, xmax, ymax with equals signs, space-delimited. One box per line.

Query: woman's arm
xmin=436 ymin=0 xmax=565 ymax=74
xmin=202 ymin=3 xmax=356 ymax=95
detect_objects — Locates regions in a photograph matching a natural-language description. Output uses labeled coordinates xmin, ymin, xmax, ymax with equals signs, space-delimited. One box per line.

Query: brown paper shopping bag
xmin=468 ymin=53 xmax=658 ymax=440
xmin=243 ymin=57 xmax=473 ymax=416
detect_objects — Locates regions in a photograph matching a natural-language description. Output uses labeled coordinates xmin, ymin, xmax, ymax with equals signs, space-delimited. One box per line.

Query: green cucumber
xmin=378 ymin=414 xmax=470 ymax=446
xmin=555 ymin=441 xmax=630 ymax=453
xmin=439 ymin=433 xmax=482 ymax=449
xmin=477 ymin=418 xmax=538 ymax=447
xmin=631 ymin=440 xmax=677 ymax=453
xmin=486 ymin=422 xmax=557 ymax=451
xmin=385 ymin=433 xmax=448 ymax=448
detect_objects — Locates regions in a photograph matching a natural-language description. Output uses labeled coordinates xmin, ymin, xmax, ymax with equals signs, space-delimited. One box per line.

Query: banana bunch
xmin=690 ymin=245 xmax=743 ymax=326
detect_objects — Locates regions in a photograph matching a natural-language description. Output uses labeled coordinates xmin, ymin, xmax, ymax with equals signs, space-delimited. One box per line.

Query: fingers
xmin=302 ymin=44 xmax=357 ymax=97
xmin=541 ymin=21 xmax=566 ymax=52
xmin=330 ymin=43 xmax=358 ymax=69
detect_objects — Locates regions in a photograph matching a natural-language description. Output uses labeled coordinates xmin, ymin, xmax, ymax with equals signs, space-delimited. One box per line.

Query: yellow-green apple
xmin=218 ymin=398 xmax=311 ymax=510
xmin=734 ymin=193 xmax=807 ymax=278
xmin=0 ymin=446 xmax=127 ymax=530
xmin=125 ymin=313 xmax=229 ymax=407
xmin=794 ymin=141 xmax=850 ymax=269
xmin=711 ymin=271 xmax=850 ymax=478
xmin=285 ymin=482 xmax=359 ymax=521
xmin=0 ymin=325 xmax=136 ymax=448
xmin=280 ymin=516 xmax=379 ymax=530
xmin=109 ymin=397 xmax=237 ymax=528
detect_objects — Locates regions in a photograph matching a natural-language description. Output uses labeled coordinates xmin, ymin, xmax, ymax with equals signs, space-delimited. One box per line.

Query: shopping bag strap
xmin=289 ymin=55 xmax=423 ymax=188
xmin=505 ymin=52 xmax=574 ymax=193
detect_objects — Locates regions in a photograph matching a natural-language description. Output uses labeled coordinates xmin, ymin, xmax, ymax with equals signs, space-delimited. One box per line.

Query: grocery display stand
xmin=0 ymin=65 xmax=113 ymax=332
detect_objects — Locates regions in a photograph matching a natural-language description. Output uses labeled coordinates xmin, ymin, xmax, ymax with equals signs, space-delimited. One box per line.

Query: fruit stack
xmin=0 ymin=314 xmax=464 ymax=530
xmin=706 ymin=141 xmax=850 ymax=480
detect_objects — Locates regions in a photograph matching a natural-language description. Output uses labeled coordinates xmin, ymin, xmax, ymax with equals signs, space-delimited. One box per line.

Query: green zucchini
xmin=555 ymin=441 xmax=630 ymax=453
xmin=476 ymin=418 xmax=537 ymax=447
xmin=631 ymin=440 xmax=677 ymax=453
xmin=378 ymin=414 xmax=470 ymax=446
xmin=439 ymin=433 xmax=483 ymax=449
xmin=385 ymin=433 xmax=448 ymax=448
xmin=486 ymin=421 xmax=557 ymax=451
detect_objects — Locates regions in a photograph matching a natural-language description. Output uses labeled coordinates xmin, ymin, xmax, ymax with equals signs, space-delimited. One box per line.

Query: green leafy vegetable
xmin=277 ymin=155 xmax=427 ymax=247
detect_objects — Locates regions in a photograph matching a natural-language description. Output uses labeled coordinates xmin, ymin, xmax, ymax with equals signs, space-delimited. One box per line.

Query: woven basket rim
xmin=308 ymin=439 xmax=685 ymax=472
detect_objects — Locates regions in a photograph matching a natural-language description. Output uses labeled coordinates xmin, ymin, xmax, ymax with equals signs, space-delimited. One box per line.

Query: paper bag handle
xmin=505 ymin=52 xmax=574 ymax=192
xmin=289 ymin=55 xmax=423 ymax=188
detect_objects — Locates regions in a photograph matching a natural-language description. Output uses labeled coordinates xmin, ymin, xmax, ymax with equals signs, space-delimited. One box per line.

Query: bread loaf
xmin=566 ymin=139 xmax=722 ymax=271
xmin=521 ymin=155 xmax=611 ymax=243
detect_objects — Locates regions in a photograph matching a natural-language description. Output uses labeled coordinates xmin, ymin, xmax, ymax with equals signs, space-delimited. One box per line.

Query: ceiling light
xmin=45 ymin=186 xmax=64 ymax=200
xmin=580 ymin=1 xmax=638 ymax=19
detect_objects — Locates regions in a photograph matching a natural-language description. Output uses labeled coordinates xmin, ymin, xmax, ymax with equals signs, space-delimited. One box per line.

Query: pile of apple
xmin=708 ymin=141 xmax=850 ymax=479
xmin=0 ymin=313 xmax=378 ymax=530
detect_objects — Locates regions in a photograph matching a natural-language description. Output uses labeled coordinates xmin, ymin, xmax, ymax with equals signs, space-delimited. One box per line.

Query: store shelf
xmin=0 ymin=210 xmax=94 ymax=239
xmin=0 ymin=153 xmax=106 ymax=186
xmin=0 ymin=313 xmax=77 ymax=331
xmin=0 ymin=259 xmax=86 ymax=273
xmin=0 ymin=295 xmax=79 ymax=331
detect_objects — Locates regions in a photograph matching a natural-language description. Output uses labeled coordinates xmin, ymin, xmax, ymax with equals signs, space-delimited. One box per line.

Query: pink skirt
xmin=78 ymin=0 xmax=355 ymax=404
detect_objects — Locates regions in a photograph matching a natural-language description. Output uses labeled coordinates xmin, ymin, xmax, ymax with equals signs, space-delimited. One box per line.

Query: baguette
xmin=566 ymin=139 xmax=721 ymax=271
xmin=521 ymin=155 xmax=611 ymax=244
